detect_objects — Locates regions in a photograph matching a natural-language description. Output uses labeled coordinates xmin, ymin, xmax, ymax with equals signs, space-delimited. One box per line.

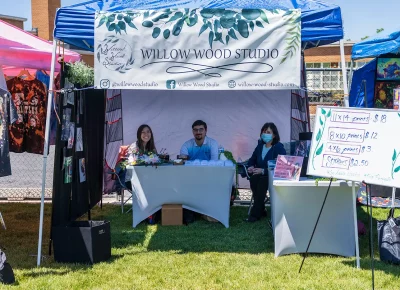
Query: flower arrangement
xmin=128 ymin=152 xmax=161 ymax=166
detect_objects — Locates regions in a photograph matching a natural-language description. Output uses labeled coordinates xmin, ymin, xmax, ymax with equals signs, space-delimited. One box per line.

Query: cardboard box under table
xmin=162 ymin=204 xmax=183 ymax=226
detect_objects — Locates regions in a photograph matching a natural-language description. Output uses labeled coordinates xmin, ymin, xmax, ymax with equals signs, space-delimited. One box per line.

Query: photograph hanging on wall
xmin=79 ymin=158 xmax=86 ymax=183
xmin=76 ymin=127 xmax=83 ymax=151
xmin=394 ymin=89 xmax=400 ymax=110
xmin=67 ymin=122 xmax=75 ymax=149
xmin=374 ymin=82 xmax=400 ymax=109
xmin=64 ymin=156 xmax=73 ymax=183
xmin=61 ymin=108 xmax=71 ymax=141
xmin=377 ymin=58 xmax=400 ymax=80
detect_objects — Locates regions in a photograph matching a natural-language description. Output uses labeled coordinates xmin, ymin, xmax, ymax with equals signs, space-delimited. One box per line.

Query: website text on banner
xmin=94 ymin=9 xmax=301 ymax=90
xmin=307 ymin=106 xmax=400 ymax=188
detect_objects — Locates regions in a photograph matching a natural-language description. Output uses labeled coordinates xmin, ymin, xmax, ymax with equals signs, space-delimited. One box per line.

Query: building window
xmin=331 ymin=62 xmax=339 ymax=68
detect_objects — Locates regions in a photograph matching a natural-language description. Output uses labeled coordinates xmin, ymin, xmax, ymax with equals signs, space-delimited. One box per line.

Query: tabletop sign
xmin=307 ymin=106 xmax=400 ymax=187
xmin=273 ymin=155 xmax=304 ymax=181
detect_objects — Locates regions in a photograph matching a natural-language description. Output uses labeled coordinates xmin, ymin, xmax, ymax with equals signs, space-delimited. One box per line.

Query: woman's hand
xmin=247 ymin=166 xmax=254 ymax=174
xmin=252 ymin=168 xmax=263 ymax=175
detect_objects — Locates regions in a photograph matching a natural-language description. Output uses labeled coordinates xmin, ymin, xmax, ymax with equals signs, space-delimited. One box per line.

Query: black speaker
xmin=299 ymin=132 xmax=312 ymax=177
xmin=299 ymin=132 xmax=313 ymax=141
xmin=52 ymin=220 xmax=111 ymax=264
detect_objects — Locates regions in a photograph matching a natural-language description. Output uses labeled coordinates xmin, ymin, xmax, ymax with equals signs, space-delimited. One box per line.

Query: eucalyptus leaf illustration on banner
xmin=94 ymin=8 xmax=301 ymax=90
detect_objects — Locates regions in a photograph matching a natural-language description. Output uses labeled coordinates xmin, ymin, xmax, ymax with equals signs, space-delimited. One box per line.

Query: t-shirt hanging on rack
xmin=0 ymin=89 xmax=18 ymax=177
xmin=36 ymin=70 xmax=58 ymax=146
xmin=6 ymin=77 xmax=47 ymax=154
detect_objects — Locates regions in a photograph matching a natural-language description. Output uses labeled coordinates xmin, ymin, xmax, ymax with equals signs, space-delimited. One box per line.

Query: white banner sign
xmin=307 ymin=106 xmax=400 ymax=188
xmin=94 ymin=8 xmax=301 ymax=90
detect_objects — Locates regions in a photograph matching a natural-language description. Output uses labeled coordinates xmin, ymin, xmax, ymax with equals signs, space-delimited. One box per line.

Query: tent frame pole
xmin=37 ymin=38 xmax=57 ymax=267
xmin=348 ymin=60 xmax=354 ymax=93
xmin=339 ymin=40 xmax=349 ymax=107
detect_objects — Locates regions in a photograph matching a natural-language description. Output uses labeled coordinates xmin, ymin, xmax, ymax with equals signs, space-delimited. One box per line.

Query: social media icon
xmin=228 ymin=80 xmax=236 ymax=89
xmin=100 ymin=79 xmax=110 ymax=89
xmin=166 ymin=80 xmax=177 ymax=89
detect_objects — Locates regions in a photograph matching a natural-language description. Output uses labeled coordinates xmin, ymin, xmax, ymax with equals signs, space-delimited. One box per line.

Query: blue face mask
xmin=261 ymin=133 xmax=273 ymax=143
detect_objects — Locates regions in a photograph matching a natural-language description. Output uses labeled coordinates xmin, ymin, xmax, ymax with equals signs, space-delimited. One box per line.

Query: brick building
xmin=304 ymin=41 xmax=368 ymax=94
xmin=0 ymin=14 xmax=27 ymax=29
xmin=31 ymin=0 xmax=94 ymax=66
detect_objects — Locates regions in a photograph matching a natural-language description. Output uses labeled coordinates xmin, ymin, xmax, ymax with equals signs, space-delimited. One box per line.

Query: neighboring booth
xmin=42 ymin=0 xmax=344 ymax=263
xmin=349 ymin=29 xmax=400 ymax=206
xmin=349 ymin=28 xmax=400 ymax=108
xmin=0 ymin=19 xmax=81 ymax=267
xmin=0 ymin=20 xmax=80 ymax=76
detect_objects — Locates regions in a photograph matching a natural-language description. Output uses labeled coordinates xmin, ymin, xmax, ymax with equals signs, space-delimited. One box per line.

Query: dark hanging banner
xmin=51 ymin=66 xmax=106 ymax=226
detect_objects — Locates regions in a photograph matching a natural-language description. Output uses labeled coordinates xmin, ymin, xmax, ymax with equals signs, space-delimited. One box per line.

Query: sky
xmin=1 ymin=0 xmax=400 ymax=42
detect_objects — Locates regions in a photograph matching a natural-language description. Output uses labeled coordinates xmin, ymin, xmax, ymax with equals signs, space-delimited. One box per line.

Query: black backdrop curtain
xmin=51 ymin=70 xmax=105 ymax=226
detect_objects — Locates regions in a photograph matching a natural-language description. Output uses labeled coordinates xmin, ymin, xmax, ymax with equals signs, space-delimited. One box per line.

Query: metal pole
xmin=352 ymin=182 xmax=360 ymax=268
xmin=348 ymin=60 xmax=355 ymax=93
xmin=37 ymin=38 xmax=57 ymax=267
xmin=340 ymin=40 xmax=349 ymax=107
xmin=392 ymin=187 xmax=396 ymax=208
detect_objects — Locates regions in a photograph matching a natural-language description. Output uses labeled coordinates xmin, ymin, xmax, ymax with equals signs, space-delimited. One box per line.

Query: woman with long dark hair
xmin=245 ymin=122 xmax=286 ymax=222
xmin=127 ymin=124 xmax=157 ymax=158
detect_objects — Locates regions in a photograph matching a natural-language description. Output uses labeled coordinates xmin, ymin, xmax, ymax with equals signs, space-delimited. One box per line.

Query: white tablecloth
xmin=268 ymin=169 xmax=359 ymax=257
xmin=126 ymin=165 xmax=235 ymax=228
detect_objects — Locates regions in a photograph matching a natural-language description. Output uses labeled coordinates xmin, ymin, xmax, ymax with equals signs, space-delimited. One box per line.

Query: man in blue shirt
xmin=180 ymin=120 xmax=219 ymax=161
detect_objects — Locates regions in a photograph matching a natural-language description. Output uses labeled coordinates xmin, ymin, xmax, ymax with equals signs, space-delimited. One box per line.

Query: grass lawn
xmin=0 ymin=203 xmax=399 ymax=289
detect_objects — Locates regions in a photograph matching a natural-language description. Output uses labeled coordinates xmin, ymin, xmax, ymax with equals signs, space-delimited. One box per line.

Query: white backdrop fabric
xmin=121 ymin=89 xmax=291 ymax=163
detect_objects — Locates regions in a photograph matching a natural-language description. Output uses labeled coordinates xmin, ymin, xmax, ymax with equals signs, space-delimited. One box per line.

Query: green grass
xmin=0 ymin=203 xmax=399 ymax=289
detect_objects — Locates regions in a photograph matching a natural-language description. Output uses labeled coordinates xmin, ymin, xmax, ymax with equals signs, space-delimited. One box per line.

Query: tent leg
xmin=352 ymin=182 xmax=360 ymax=268
xmin=348 ymin=60 xmax=354 ymax=93
xmin=339 ymin=40 xmax=349 ymax=107
xmin=392 ymin=187 xmax=396 ymax=208
xmin=37 ymin=38 xmax=57 ymax=267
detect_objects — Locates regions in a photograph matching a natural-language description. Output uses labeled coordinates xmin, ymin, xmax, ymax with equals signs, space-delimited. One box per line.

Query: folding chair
xmin=110 ymin=145 xmax=133 ymax=214
xmin=237 ymin=161 xmax=253 ymax=215
xmin=112 ymin=168 xmax=133 ymax=214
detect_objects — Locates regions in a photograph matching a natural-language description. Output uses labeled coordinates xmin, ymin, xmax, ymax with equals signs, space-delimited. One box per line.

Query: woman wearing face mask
xmin=245 ymin=122 xmax=286 ymax=222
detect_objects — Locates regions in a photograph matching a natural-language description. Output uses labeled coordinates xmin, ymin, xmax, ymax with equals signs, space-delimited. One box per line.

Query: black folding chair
xmin=237 ymin=161 xmax=254 ymax=215
xmin=109 ymin=167 xmax=133 ymax=214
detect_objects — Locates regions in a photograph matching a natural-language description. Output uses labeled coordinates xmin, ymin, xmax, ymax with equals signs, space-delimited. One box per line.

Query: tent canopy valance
xmin=351 ymin=28 xmax=400 ymax=60
xmin=54 ymin=0 xmax=344 ymax=51
xmin=0 ymin=20 xmax=81 ymax=74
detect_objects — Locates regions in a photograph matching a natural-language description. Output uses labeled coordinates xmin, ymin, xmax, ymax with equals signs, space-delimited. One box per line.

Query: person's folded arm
xmin=247 ymin=146 xmax=258 ymax=168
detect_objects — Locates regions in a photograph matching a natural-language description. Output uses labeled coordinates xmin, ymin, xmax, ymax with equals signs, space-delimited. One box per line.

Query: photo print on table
xmin=75 ymin=127 xmax=83 ymax=151
xmin=294 ymin=140 xmax=311 ymax=157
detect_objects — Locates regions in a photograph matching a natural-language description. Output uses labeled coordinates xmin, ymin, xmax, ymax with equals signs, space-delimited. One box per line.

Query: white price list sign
xmin=307 ymin=106 xmax=400 ymax=188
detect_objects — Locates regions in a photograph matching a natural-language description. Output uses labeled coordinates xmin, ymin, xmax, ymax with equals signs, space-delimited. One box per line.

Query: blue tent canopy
xmin=54 ymin=0 xmax=343 ymax=51
xmin=352 ymin=28 xmax=400 ymax=60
